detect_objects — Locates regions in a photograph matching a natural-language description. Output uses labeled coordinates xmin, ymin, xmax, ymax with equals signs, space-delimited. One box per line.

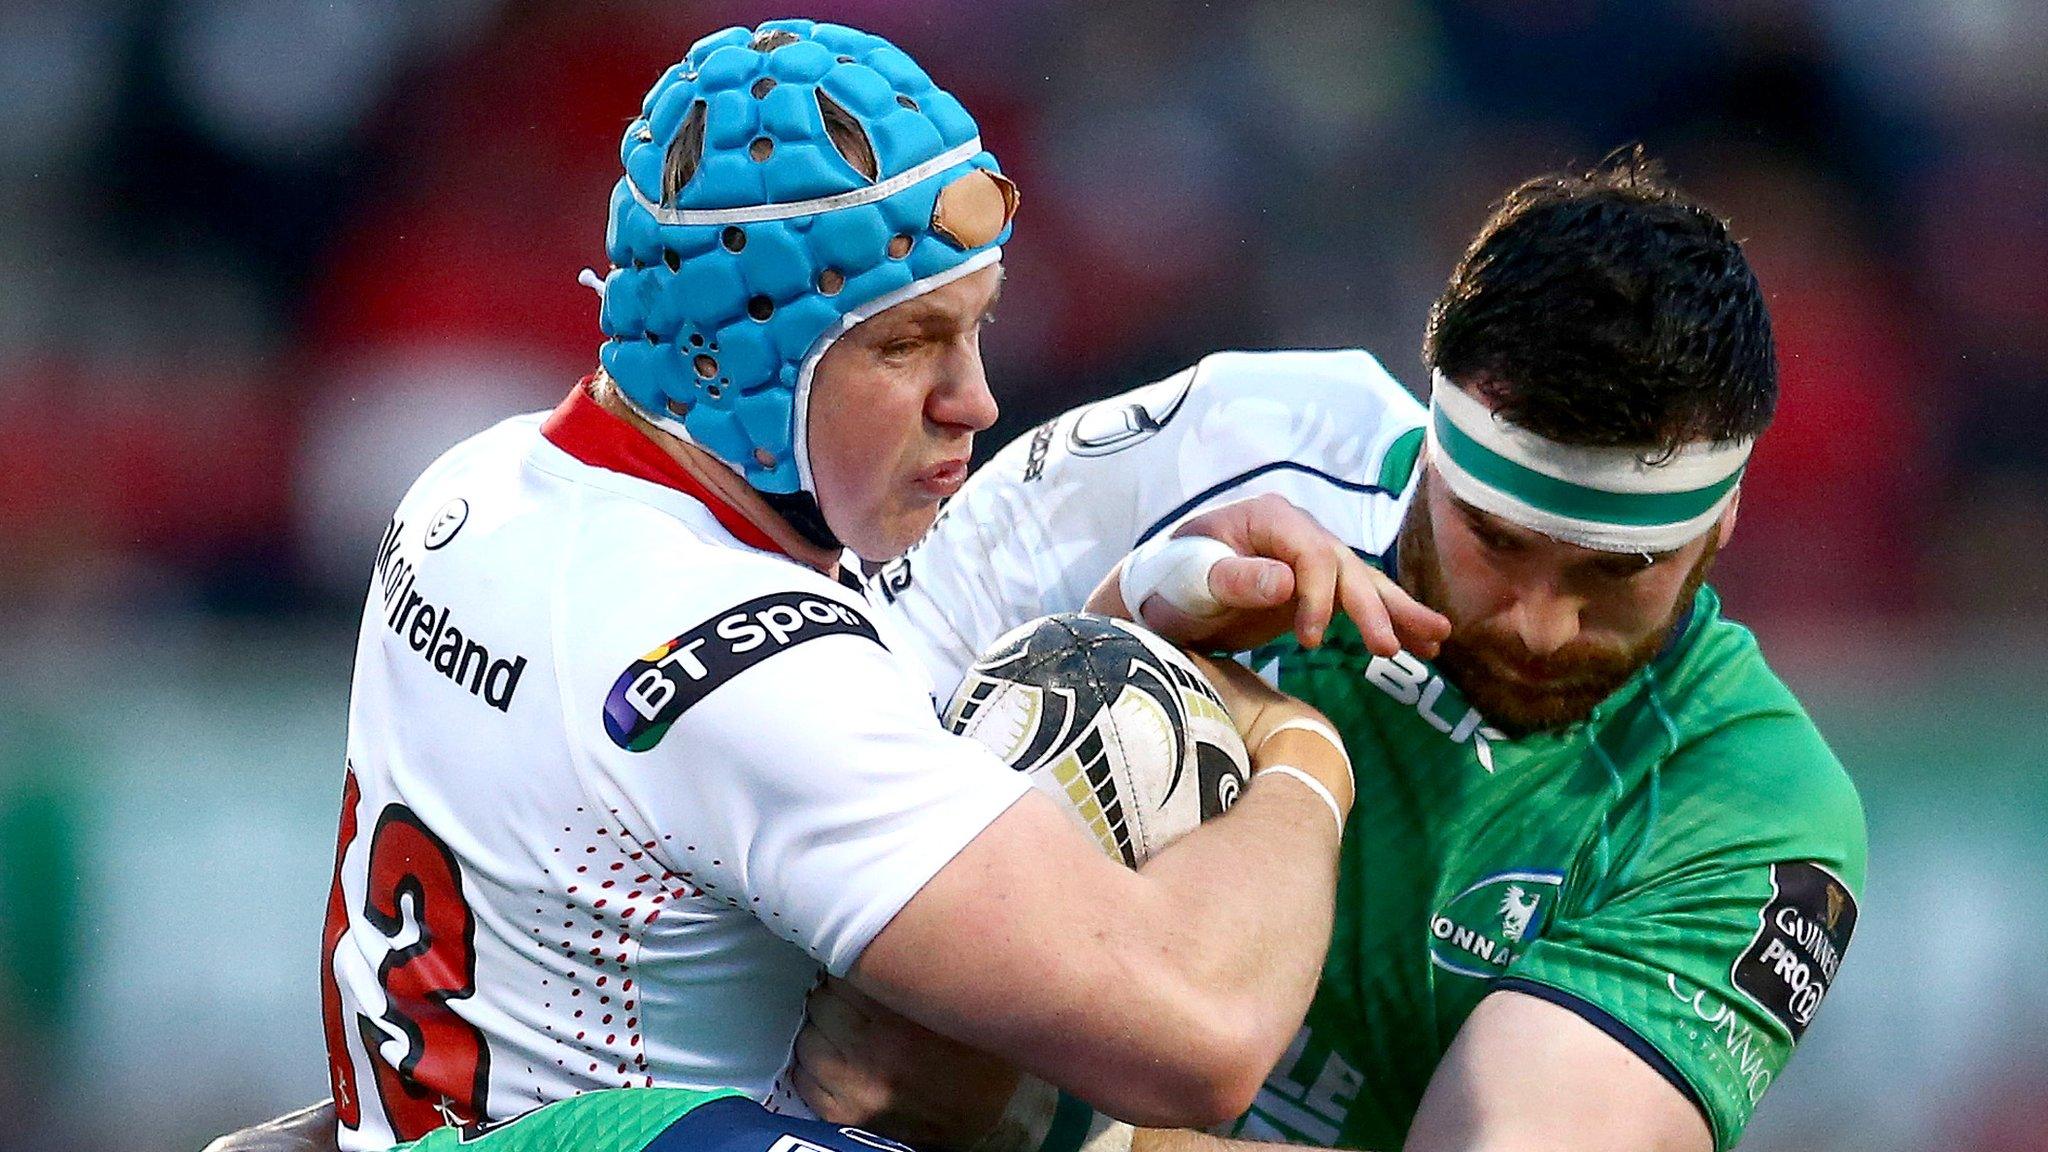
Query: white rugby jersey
xmin=320 ymin=383 xmax=1031 ymax=1148
xmin=872 ymin=349 xmax=1427 ymax=695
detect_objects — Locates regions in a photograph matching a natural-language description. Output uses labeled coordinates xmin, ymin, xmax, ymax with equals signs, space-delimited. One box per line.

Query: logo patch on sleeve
xmin=1731 ymin=861 xmax=1858 ymax=1040
xmin=603 ymin=591 xmax=882 ymax=752
xmin=1066 ymin=371 xmax=1194 ymax=456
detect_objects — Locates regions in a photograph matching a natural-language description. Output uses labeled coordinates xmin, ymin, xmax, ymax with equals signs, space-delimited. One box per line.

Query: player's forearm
xmin=979 ymin=775 xmax=1342 ymax=1128
xmin=851 ymin=790 xmax=1308 ymax=1128
xmin=202 ymin=1101 xmax=339 ymax=1152
xmin=1131 ymin=1128 xmax=1299 ymax=1152
xmin=1146 ymin=737 xmax=1344 ymax=1083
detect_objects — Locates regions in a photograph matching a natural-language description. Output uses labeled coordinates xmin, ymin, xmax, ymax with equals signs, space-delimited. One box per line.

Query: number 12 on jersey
xmin=321 ymin=762 xmax=493 ymax=1139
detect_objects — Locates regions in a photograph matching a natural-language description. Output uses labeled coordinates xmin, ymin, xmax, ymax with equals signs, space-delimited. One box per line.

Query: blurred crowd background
xmin=0 ymin=1 xmax=2043 ymax=1150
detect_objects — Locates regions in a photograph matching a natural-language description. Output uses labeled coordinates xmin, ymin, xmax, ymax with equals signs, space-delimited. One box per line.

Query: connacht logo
xmin=1427 ymin=870 xmax=1563 ymax=978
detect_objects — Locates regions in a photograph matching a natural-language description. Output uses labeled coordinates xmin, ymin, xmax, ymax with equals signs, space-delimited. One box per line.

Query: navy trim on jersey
xmin=1491 ymin=977 xmax=1711 ymax=1131
xmin=1133 ymin=462 xmax=1403 ymax=548
xmin=645 ymin=1096 xmax=918 ymax=1152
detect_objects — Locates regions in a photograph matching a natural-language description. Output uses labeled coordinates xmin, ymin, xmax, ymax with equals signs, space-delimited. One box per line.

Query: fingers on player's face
xmin=1349 ymin=564 xmax=1447 ymax=659
xmin=1183 ymin=492 xmax=1449 ymax=654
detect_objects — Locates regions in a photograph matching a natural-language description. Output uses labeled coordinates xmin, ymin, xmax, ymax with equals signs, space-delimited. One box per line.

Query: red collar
xmin=541 ymin=378 xmax=786 ymax=556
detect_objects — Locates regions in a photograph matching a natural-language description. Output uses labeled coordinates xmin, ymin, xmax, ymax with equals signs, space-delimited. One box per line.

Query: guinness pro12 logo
xmin=1732 ymin=861 xmax=1858 ymax=1039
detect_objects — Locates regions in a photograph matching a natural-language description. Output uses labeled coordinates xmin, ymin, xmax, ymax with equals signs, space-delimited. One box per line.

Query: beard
xmin=1395 ymin=491 xmax=1719 ymax=739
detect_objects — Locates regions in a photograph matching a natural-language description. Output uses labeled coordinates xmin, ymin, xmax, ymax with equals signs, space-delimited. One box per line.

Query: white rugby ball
xmin=944 ymin=613 xmax=1250 ymax=867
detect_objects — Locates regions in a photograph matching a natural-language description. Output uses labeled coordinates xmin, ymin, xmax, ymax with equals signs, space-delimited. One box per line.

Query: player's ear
xmin=1715 ymin=488 xmax=1740 ymax=549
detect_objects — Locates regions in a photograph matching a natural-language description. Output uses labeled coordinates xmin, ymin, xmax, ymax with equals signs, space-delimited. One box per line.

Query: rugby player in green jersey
xmin=795 ymin=154 xmax=1865 ymax=1152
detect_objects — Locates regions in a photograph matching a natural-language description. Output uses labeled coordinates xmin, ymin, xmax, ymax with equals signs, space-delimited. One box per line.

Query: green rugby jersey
xmin=393 ymin=1088 xmax=918 ymax=1152
xmin=876 ymin=349 xmax=1866 ymax=1150
xmin=1226 ymin=585 xmax=1863 ymax=1150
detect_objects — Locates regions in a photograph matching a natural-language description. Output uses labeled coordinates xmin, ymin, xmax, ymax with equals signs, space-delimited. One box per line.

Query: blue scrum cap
xmin=594 ymin=19 xmax=1017 ymax=530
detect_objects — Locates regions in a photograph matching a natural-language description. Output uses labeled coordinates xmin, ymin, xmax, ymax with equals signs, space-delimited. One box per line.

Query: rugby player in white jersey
xmin=311 ymin=20 xmax=1440 ymax=1151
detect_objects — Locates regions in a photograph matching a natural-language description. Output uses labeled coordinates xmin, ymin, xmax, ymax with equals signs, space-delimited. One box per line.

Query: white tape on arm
xmin=1254 ymin=765 xmax=1345 ymax=838
xmin=1253 ymin=717 xmax=1350 ymax=837
xmin=1118 ymin=534 xmax=1238 ymax=619
xmin=1264 ymin=716 xmax=1351 ymax=771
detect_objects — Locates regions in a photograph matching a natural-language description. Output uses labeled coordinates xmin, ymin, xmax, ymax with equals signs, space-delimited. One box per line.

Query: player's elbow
xmin=1091 ymin=1006 xmax=1270 ymax=1128
xmin=1177 ymin=1038 xmax=1272 ymax=1128
xmin=1184 ymin=1008 xmax=1284 ymax=1122
xmin=1082 ymin=931 xmax=1301 ymax=1126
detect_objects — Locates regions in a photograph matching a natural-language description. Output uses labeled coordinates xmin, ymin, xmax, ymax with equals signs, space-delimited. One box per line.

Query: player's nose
xmin=1506 ymin=586 xmax=1581 ymax=658
xmin=930 ymin=343 xmax=999 ymax=434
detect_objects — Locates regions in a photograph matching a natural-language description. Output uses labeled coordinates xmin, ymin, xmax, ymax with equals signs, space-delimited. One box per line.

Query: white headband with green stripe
xmin=1428 ymin=372 xmax=1752 ymax=553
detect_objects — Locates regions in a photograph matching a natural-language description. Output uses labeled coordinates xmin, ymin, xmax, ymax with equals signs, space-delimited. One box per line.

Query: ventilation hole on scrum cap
xmin=753 ymin=447 xmax=777 ymax=468
xmin=706 ymin=382 xmax=724 ymax=399
xmin=815 ymin=89 xmax=878 ymax=181
xmin=749 ymin=137 xmax=775 ymax=162
xmin=689 ymin=333 xmax=705 ymax=347
xmin=887 ymin=234 xmax=913 ymax=258
xmin=666 ymin=398 xmax=692 ymax=418
xmin=662 ymin=248 xmax=680 ymax=272
xmin=896 ymin=95 xmax=919 ymax=111
xmin=630 ymin=258 xmax=645 ymax=270
xmin=748 ymin=295 xmax=775 ymax=321
xmin=694 ymin=354 xmax=718 ymax=378
xmin=751 ymin=77 xmax=777 ymax=98
xmin=644 ymin=331 xmax=661 ymax=345
xmin=721 ymin=226 xmax=746 ymax=252
xmin=817 ymin=268 xmax=844 ymax=295
xmin=835 ymin=54 xmax=854 ymax=64
xmin=751 ymin=29 xmax=801 ymax=52
xmin=661 ymin=100 xmax=708 ymax=203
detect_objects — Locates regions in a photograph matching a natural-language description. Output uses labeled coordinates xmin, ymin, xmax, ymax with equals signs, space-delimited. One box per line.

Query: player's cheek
xmin=1445 ymin=557 xmax=1509 ymax=626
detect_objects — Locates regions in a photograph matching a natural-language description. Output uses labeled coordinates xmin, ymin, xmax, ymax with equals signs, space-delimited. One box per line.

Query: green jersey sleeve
xmin=392 ymin=1089 xmax=928 ymax=1152
xmin=393 ymin=1089 xmax=743 ymax=1152
xmin=1499 ymin=707 xmax=1867 ymax=1151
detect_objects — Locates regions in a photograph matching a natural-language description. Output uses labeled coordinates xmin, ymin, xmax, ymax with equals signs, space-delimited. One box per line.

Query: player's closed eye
xmin=1473 ymin=521 xmax=1524 ymax=555
xmin=1594 ymin=557 xmax=1653 ymax=580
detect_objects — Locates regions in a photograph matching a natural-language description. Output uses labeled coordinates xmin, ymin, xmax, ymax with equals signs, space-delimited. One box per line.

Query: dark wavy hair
xmin=1423 ymin=148 xmax=1777 ymax=454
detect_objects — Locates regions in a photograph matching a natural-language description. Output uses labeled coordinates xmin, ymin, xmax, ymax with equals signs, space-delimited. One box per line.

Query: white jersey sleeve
xmin=560 ymin=532 xmax=1030 ymax=978
xmin=873 ymin=349 xmax=1427 ymax=695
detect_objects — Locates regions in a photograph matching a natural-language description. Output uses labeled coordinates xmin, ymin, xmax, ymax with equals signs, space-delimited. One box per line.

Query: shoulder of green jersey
xmin=1644 ymin=695 xmax=1868 ymax=911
